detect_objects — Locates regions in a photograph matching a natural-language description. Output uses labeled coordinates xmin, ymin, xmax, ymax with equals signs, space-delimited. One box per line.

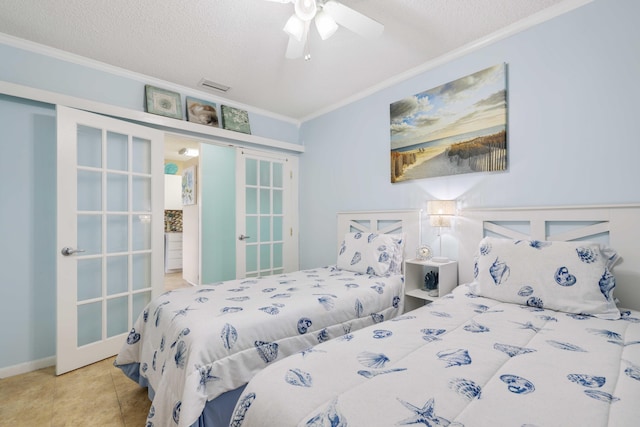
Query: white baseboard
xmin=0 ymin=356 xmax=56 ymax=379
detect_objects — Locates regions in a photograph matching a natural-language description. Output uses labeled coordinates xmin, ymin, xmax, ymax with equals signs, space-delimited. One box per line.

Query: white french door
xmin=235 ymin=148 xmax=298 ymax=278
xmin=56 ymin=106 xmax=164 ymax=375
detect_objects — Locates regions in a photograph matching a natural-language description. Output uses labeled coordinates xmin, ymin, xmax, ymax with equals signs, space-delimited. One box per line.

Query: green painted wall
xmin=200 ymin=144 xmax=236 ymax=283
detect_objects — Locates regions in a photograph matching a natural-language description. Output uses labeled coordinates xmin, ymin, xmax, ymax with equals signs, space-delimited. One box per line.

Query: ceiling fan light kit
xmin=294 ymin=0 xmax=317 ymax=21
xmin=314 ymin=10 xmax=338 ymax=40
xmin=269 ymin=0 xmax=384 ymax=60
xmin=283 ymin=14 xmax=305 ymax=41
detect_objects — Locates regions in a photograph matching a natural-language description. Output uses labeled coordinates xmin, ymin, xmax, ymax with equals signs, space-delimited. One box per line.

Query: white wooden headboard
xmin=457 ymin=205 xmax=640 ymax=311
xmin=337 ymin=210 xmax=421 ymax=266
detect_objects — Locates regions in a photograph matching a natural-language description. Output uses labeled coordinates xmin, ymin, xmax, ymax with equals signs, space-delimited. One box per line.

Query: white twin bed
xmin=229 ymin=205 xmax=640 ymax=427
xmin=116 ymin=205 xmax=640 ymax=427
xmin=115 ymin=210 xmax=420 ymax=427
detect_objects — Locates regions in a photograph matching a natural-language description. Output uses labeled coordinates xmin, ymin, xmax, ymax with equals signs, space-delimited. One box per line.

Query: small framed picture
xmin=182 ymin=165 xmax=197 ymax=205
xmin=221 ymin=105 xmax=251 ymax=134
xmin=145 ymin=85 xmax=183 ymax=119
xmin=186 ymin=97 xmax=219 ymax=127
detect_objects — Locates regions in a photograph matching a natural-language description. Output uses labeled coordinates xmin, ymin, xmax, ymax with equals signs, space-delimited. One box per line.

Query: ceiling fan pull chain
xmin=304 ymin=20 xmax=312 ymax=61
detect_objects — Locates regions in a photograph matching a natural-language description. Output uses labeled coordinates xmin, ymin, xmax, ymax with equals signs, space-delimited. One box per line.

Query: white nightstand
xmin=403 ymin=259 xmax=458 ymax=312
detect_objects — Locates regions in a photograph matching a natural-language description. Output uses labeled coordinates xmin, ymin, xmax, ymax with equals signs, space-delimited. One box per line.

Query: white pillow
xmin=387 ymin=233 xmax=405 ymax=275
xmin=470 ymin=237 xmax=620 ymax=319
xmin=337 ymin=232 xmax=403 ymax=276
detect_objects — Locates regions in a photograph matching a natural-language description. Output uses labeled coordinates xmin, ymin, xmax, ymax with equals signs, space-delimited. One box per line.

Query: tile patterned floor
xmin=0 ymin=272 xmax=190 ymax=427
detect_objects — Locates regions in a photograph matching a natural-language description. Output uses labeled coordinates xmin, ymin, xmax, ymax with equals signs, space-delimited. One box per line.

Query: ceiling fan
xmin=267 ymin=0 xmax=384 ymax=60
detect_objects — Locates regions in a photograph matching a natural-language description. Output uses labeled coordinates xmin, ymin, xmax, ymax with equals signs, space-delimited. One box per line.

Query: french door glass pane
xmin=107 ymin=215 xmax=128 ymax=253
xmin=273 ymin=190 xmax=283 ymax=215
xmin=273 ymin=163 xmax=283 ymax=188
xmin=77 ymin=170 xmax=102 ymax=211
xmin=246 ymin=188 xmax=257 ymax=215
xmin=78 ymin=214 xmax=102 ymax=255
xmin=107 ymin=296 xmax=128 ymax=338
xmin=260 ymin=216 xmax=271 ymax=241
xmin=260 ymin=189 xmax=270 ymax=214
xmin=132 ymin=253 xmax=151 ymax=290
xmin=273 ymin=243 xmax=283 ymax=269
xmin=77 ymin=302 xmax=102 ymax=346
xmin=132 ymin=176 xmax=151 ymax=212
xmin=273 ymin=216 xmax=283 ymax=240
xmin=132 ymin=292 xmax=151 ymax=320
xmin=246 ymin=245 xmax=257 ymax=272
xmin=107 ymin=173 xmax=128 ymax=212
xmin=133 ymin=215 xmax=151 ymax=251
xmin=132 ymin=137 xmax=151 ymax=174
xmin=245 ymin=216 xmax=257 ymax=244
xmin=107 ymin=255 xmax=128 ymax=295
xmin=260 ymin=160 xmax=270 ymax=186
xmin=77 ymin=258 xmax=102 ymax=301
xmin=107 ymin=131 xmax=128 ymax=171
xmin=77 ymin=125 xmax=102 ymax=168
xmin=260 ymin=244 xmax=271 ymax=270
xmin=246 ymin=158 xmax=257 ymax=186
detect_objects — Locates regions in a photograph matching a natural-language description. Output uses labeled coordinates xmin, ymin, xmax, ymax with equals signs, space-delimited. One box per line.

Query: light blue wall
xmin=0 ymin=95 xmax=56 ymax=368
xmin=200 ymin=144 xmax=237 ymax=283
xmin=298 ymin=0 xmax=640 ymax=269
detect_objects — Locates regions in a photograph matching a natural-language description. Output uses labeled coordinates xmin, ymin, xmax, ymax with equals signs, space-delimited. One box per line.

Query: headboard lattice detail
xmin=458 ymin=205 xmax=640 ymax=311
xmin=336 ymin=210 xmax=421 ymax=265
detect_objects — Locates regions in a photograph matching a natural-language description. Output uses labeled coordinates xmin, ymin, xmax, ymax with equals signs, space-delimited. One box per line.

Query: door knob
xmin=238 ymin=235 xmax=251 ymax=241
xmin=61 ymin=247 xmax=86 ymax=256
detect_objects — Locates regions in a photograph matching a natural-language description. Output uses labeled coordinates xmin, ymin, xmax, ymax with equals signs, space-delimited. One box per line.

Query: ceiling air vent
xmin=198 ymin=78 xmax=230 ymax=93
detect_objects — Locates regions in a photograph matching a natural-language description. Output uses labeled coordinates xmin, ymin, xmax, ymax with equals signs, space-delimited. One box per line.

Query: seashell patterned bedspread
xmin=114 ymin=266 xmax=404 ymax=427
xmin=231 ymin=284 xmax=640 ymax=427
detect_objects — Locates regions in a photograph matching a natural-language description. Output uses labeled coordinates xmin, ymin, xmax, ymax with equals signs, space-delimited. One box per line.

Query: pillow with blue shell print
xmin=337 ymin=232 xmax=405 ymax=276
xmin=469 ymin=236 xmax=621 ymax=319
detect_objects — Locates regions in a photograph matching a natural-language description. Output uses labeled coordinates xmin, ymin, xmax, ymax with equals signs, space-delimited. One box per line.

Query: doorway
xmin=162 ymin=134 xmax=300 ymax=285
xmin=163 ymin=134 xmax=199 ymax=286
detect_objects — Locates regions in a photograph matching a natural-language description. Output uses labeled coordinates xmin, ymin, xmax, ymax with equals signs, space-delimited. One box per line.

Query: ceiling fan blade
xmin=322 ymin=1 xmax=383 ymax=38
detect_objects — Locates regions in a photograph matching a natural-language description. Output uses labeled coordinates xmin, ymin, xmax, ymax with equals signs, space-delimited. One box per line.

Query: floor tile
xmin=0 ymin=274 xmax=187 ymax=425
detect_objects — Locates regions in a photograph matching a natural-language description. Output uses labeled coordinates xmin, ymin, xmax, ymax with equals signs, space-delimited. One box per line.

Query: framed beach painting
xmin=182 ymin=166 xmax=197 ymax=205
xmin=390 ymin=63 xmax=508 ymax=183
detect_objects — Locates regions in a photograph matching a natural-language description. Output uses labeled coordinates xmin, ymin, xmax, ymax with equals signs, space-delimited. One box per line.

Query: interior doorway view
xmin=162 ymin=135 xmax=299 ymax=286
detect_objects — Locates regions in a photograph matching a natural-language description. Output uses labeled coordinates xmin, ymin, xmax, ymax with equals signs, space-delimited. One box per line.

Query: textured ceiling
xmin=0 ymin=0 xmax=576 ymax=120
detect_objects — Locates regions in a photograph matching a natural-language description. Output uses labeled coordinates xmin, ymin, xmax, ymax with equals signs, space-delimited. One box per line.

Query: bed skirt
xmin=116 ymin=362 xmax=246 ymax=427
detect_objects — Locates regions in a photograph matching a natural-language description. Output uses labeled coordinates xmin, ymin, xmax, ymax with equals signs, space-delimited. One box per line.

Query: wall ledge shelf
xmin=0 ymin=80 xmax=305 ymax=153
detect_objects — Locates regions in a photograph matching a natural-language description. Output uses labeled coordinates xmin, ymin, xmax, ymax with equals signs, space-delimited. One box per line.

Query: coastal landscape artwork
xmin=182 ymin=166 xmax=196 ymax=205
xmin=390 ymin=63 xmax=507 ymax=182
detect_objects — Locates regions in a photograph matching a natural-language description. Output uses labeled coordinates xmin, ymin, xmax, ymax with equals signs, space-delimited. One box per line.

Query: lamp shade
xmin=427 ymin=200 xmax=456 ymax=227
